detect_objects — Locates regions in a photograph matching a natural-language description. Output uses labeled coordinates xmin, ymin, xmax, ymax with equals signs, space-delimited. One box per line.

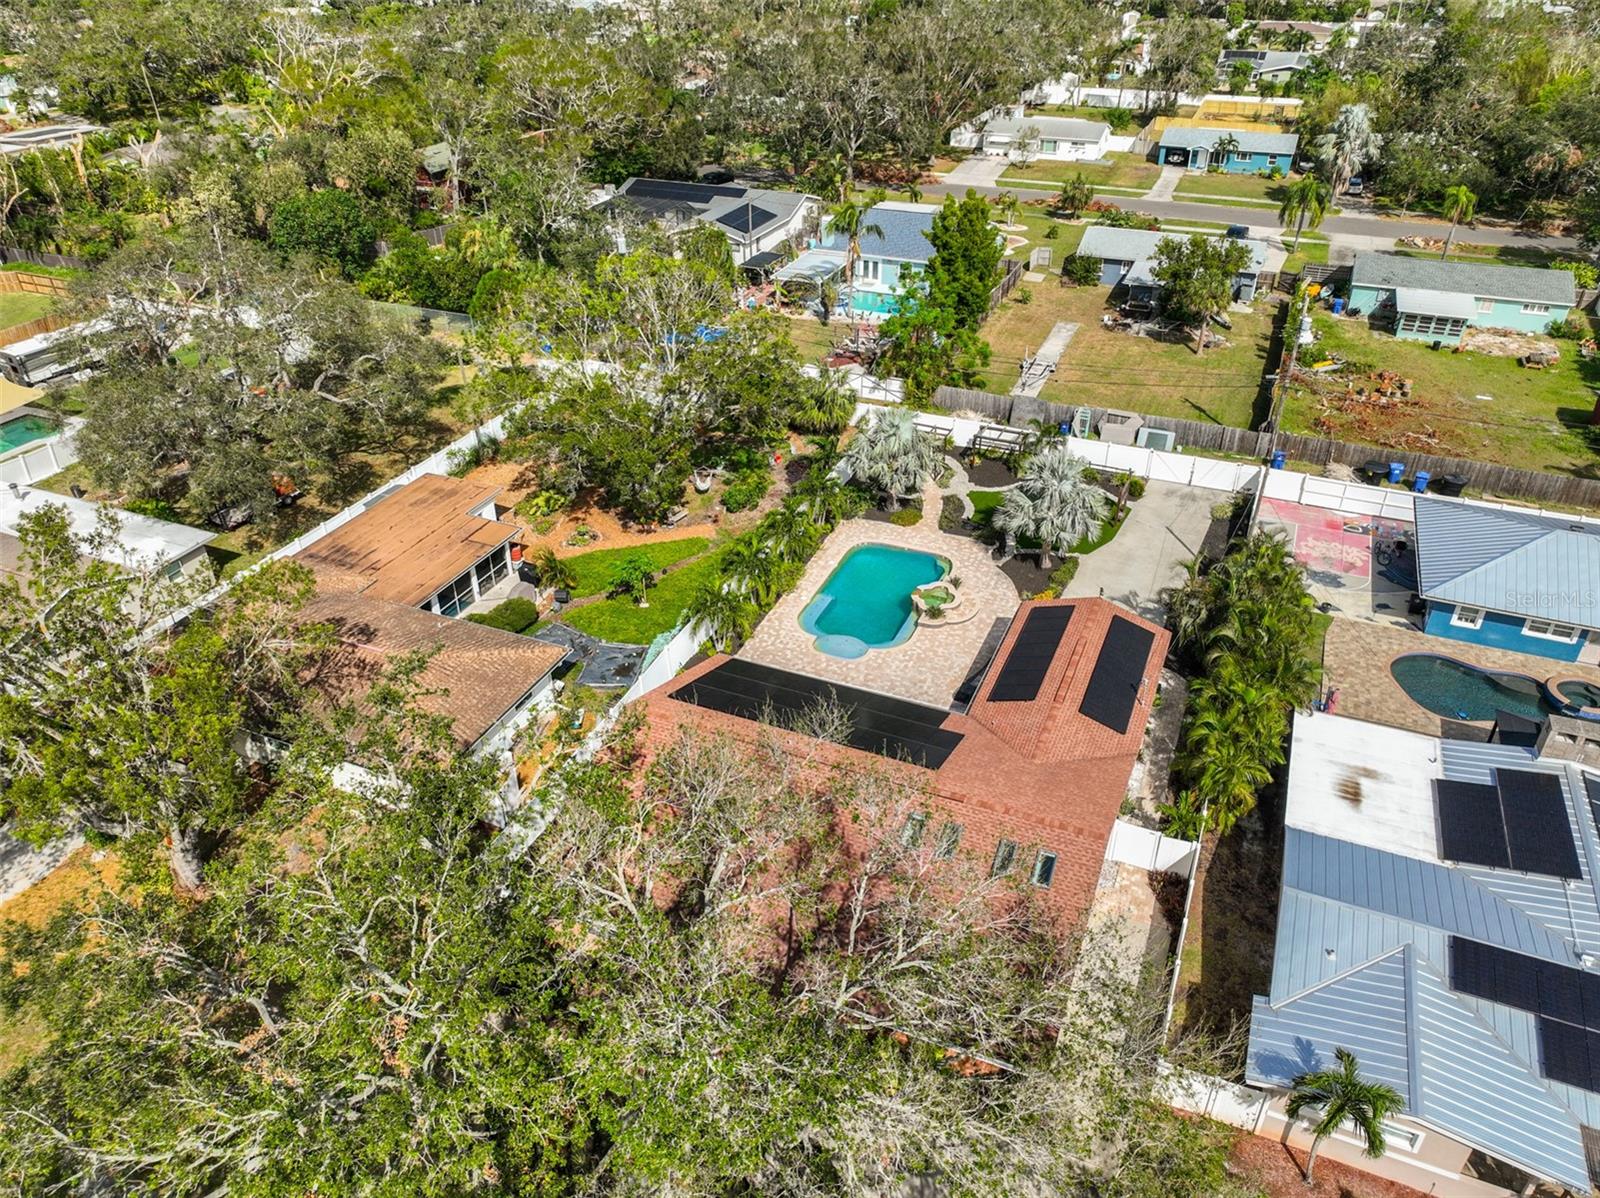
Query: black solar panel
xmin=986 ymin=606 xmax=1073 ymax=702
xmin=714 ymin=204 xmax=776 ymax=234
xmin=669 ymin=658 xmax=964 ymax=769
xmin=1078 ymin=615 xmax=1156 ymax=734
xmin=624 ymin=178 xmax=746 ymax=205
xmin=1436 ymin=780 xmax=1510 ymax=869
xmin=1540 ymin=1018 xmax=1600 ymax=1092
xmin=1499 ymin=770 xmax=1582 ymax=879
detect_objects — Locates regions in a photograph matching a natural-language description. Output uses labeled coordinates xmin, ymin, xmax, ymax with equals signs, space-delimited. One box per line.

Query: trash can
xmin=1434 ymin=473 xmax=1468 ymax=497
xmin=1387 ymin=461 xmax=1405 ymax=484
xmin=1412 ymin=471 xmax=1431 ymax=494
xmin=1270 ymin=450 xmax=1287 ymax=470
xmin=1331 ymin=297 xmax=1346 ymax=315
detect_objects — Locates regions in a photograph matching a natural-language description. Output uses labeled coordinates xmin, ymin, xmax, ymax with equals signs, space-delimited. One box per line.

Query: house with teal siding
xmin=819 ymin=200 xmax=942 ymax=319
xmin=1348 ymin=254 xmax=1575 ymax=343
xmin=1153 ymin=126 xmax=1298 ymax=173
xmin=1412 ymin=496 xmax=1600 ymax=664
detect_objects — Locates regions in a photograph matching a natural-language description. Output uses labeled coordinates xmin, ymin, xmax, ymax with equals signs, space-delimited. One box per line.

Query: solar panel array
xmin=1450 ymin=938 xmax=1600 ymax=1092
xmin=986 ymin=606 xmax=1073 ymax=702
xmin=624 ymin=178 xmax=747 ymax=205
xmin=1078 ymin=615 xmax=1156 ymax=734
xmin=669 ymin=658 xmax=964 ymax=769
xmin=714 ymin=204 xmax=776 ymax=234
xmin=1435 ymin=769 xmax=1580 ymax=879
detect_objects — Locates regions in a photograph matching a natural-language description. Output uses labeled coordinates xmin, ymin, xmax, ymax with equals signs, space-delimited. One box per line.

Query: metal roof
xmin=1078 ymin=226 xmax=1270 ymax=274
xmin=1154 ymin=125 xmax=1299 ymax=156
xmin=1393 ymin=286 xmax=1477 ymax=320
xmin=1351 ymin=252 xmax=1576 ymax=307
xmin=979 ymin=113 xmax=1110 ymax=143
xmin=1412 ymin=495 xmax=1600 ymax=626
xmin=771 ymin=248 xmax=846 ymax=283
xmin=614 ymin=177 xmax=812 ymax=244
xmin=824 ymin=202 xmax=939 ymax=264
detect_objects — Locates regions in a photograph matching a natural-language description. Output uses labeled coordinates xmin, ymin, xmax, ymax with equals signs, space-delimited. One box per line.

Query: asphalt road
xmin=922 ymin=179 xmax=1581 ymax=253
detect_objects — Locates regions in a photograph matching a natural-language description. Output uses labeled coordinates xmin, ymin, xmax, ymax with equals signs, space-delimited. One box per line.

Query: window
xmin=474 ymin=546 xmax=509 ymax=594
xmin=933 ymin=821 xmax=963 ymax=860
xmin=1032 ymin=851 xmax=1057 ymax=888
xmin=901 ymin=812 xmax=927 ymax=848
xmin=1233 ymin=151 xmax=1252 ymax=163
xmin=991 ymin=839 xmax=1018 ymax=877
xmin=433 ymin=567 xmax=477 ymax=618
xmin=1450 ymin=605 xmax=1485 ymax=630
xmin=1522 ymin=302 xmax=1550 ymax=315
xmin=1476 ymin=297 xmax=1494 ymax=314
xmin=1040 ymin=139 xmax=1058 ymax=153
xmin=857 ymin=258 xmax=881 ymax=282
xmin=1524 ymin=618 xmax=1580 ymax=643
xmin=162 ymin=560 xmax=185 ymax=582
xmin=1396 ymin=311 xmax=1466 ymax=338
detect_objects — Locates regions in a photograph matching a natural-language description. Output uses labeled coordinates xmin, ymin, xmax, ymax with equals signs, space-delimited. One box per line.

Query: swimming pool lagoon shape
xmin=1389 ymin=654 xmax=1600 ymax=723
xmin=800 ymin=543 xmax=948 ymax=660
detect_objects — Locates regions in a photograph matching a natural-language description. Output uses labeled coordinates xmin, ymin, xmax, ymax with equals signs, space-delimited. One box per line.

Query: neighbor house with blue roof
xmin=1248 ymin=711 xmax=1600 ymax=1196
xmin=1348 ymin=253 xmax=1576 ymax=343
xmin=1412 ymin=495 xmax=1600 ymax=663
xmin=1153 ymin=125 xmax=1299 ymax=173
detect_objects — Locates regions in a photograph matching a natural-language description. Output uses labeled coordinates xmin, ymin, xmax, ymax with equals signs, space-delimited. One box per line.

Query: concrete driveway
xmin=942 ymin=156 xmax=1009 ymax=187
xmin=1062 ymin=481 xmax=1215 ymax=620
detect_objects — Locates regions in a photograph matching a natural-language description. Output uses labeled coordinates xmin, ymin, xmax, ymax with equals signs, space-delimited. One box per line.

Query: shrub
xmin=1553 ymin=259 xmax=1599 ymax=290
xmin=269 ymin=189 xmax=377 ymax=277
xmin=1044 ymin=224 xmax=1060 ymax=240
xmin=889 ymin=507 xmax=922 ymax=527
xmin=1014 ymin=287 xmax=1033 ymax=306
xmin=1549 ymin=316 xmax=1585 ymax=340
xmin=465 ymin=597 xmax=542 ymax=634
xmin=124 ymin=497 xmax=182 ymax=522
xmin=721 ymin=467 xmax=772 ymax=513
xmin=1113 ymin=470 xmax=1147 ymax=501
xmin=516 ymin=490 xmax=569 ymax=521
xmin=446 ymin=433 xmax=502 ymax=476
xmin=1048 ymin=556 xmax=1080 ymax=589
xmin=1062 ymin=254 xmax=1099 ymax=286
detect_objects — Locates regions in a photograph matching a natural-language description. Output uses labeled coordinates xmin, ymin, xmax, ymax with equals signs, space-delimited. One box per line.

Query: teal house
xmin=1153 ymin=126 xmax=1298 ymax=174
xmin=1412 ymin=496 xmax=1600 ymax=663
xmin=1348 ymin=254 xmax=1575 ymax=343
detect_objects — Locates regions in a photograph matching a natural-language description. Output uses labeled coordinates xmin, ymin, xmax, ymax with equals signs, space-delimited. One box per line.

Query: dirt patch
xmin=964 ymin=457 xmax=1019 ymax=488
xmin=1000 ymin=554 xmax=1051 ymax=597
xmin=1230 ymin=1134 xmax=1433 ymax=1198
xmin=1459 ymin=327 xmax=1561 ymax=359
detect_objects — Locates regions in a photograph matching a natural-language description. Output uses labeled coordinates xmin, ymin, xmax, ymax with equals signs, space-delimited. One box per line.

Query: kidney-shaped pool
xmin=1389 ymin=653 xmax=1600 ymax=723
xmin=799 ymin=543 xmax=948 ymax=660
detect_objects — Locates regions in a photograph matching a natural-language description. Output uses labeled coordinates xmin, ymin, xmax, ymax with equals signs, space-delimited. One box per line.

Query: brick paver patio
xmin=1323 ymin=618 xmax=1600 ymax=736
xmin=740 ymin=508 xmax=1019 ymax=709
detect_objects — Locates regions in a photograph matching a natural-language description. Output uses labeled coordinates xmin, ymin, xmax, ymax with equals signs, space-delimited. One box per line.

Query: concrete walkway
xmin=1061 ymin=481 xmax=1214 ymax=620
xmin=1011 ymin=321 xmax=1079 ymax=397
xmin=943 ymin=156 xmax=1008 ymax=187
xmin=1145 ymin=165 xmax=1185 ymax=201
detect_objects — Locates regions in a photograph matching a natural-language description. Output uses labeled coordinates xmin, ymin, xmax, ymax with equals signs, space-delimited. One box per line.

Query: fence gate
xmin=1029 ymin=246 xmax=1053 ymax=271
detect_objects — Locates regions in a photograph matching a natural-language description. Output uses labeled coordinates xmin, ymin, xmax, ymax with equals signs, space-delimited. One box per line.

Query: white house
xmin=0 ymin=480 xmax=216 ymax=584
xmin=598 ymin=177 xmax=818 ymax=267
xmin=950 ymin=106 xmax=1112 ymax=162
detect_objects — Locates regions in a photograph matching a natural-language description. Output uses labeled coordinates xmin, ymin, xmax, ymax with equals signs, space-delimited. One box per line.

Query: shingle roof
xmin=1412 ymin=495 xmax=1600 ymax=626
xmin=295 ymin=474 xmax=519 ymax=608
xmin=980 ymin=113 xmax=1110 ymax=143
xmin=301 ymin=592 xmax=566 ymax=751
xmin=1078 ymin=226 xmax=1270 ymax=274
xmin=615 ymin=177 xmax=812 ymax=243
xmin=1155 ymin=126 xmax=1299 ymax=156
xmin=826 ymin=202 xmax=939 ymax=264
xmin=1351 ymin=253 xmax=1576 ymax=307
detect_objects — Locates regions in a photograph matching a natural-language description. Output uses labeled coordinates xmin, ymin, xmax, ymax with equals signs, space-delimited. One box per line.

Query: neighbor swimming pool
xmin=0 ymin=413 xmax=57 ymax=456
xmin=849 ymin=290 xmax=900 ymax=316
xmin=1387 ymin=653 xmax=1600 ymax=724
xmin=800 ymin=544 xmax=948 ymax=659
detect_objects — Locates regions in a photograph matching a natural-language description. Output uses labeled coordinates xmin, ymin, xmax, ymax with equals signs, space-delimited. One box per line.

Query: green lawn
xmin=562 ymin=552 xmax=722 ymax=643
xmin=998 ymin=152 xmax=1162 ymax=191
xmin=1174 ymin=172 xmax=1294 ymax=203
xmin=562 ymin=537 xmax=712 ymax=598
xmin=1281 ymin=237 xmax=1331 ymax=274
xmin=979 ymin=282 xmax=1274 ymax=427
xmin=1280 ymin=312 xmax=1600 ymax=475
xmin=0 ymin=292 xmax=53 ymax=329
xmin=782 ymin=316 xmax=844 ymax=365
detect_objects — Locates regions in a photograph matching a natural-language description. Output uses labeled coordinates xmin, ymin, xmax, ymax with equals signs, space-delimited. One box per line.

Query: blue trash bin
xmin=1387 ymin=461 xmax=1405 ymax=484
xmin=1331 ymin=297 xmax=1346 ymax=315
xmin=1413 ymin=471 xmax=1431 ymax=494
xmin=1270 ymin=450 xmax=1286 ymax=470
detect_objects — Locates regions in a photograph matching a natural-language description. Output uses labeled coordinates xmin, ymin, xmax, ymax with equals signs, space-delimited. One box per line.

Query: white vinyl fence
xmin=1104 ymin=818 xmax=1199 ymax=877
xmin=1157 ymin=1063 xmax=1270 ymax=1132
xmin=1260 ymin=467 xmax=1600 ymax=528
xmin=0 ymin=422 xmax=81 ymax=487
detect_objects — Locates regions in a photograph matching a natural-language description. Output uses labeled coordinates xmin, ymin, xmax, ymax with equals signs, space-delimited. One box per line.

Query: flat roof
xmin=0 ymin=482 xmax=214 ymax=568
xmin=1284 ymin=713 xmax=1443 ymax=861
xmin=1394 ymin=286 xmax=1477 ymax=320
xmin=294 ymin=473 xmax=518 ymax=606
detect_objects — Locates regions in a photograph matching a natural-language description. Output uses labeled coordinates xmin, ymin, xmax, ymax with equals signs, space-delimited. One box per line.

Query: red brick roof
xmin=635 ymin=597 xmax=1169 ymax=924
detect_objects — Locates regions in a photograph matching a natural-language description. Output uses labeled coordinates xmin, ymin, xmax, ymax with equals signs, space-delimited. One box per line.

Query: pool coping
xmin=798 ymin=542 xmax=950 ymax=657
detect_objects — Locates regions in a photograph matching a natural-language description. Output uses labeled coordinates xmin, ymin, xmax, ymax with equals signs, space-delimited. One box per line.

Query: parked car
xmin=1225 ymin=224 xmax=1250 ymax=239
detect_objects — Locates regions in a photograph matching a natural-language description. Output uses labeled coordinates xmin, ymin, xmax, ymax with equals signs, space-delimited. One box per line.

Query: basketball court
xmin=1257 ymin=497 xmax=1417 ymax=626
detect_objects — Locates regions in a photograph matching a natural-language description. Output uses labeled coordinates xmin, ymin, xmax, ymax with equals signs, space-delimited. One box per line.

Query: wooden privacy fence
xmin=0 ymin=314 xmax=68 ymax=347
xmin=986 ymin=258 xmax=1026 ymax=314
xmin=0 ymin=270 xmax=71 ymax=298
xmin=931 ymin=384 xmax=1600 ymax=509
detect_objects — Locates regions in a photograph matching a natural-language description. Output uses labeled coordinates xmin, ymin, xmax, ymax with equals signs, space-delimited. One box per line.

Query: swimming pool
xmin=0 ymin=413 xmax=57 ymax=457
xmin=1390 ymin=654 xmax=1565 ymax=723
xmin=799 ymin=544 xmax=948 ymax=659
xmin=849 ymin=290 xmax=899 ymax=316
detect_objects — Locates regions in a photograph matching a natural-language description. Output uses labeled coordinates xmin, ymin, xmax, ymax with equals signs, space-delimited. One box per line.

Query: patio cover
xmin=1394 ymin=287 xmax=1477 ymax=321
xmin=773 ymin=248 xmax=847 ymax=284
xmin=1127 ymin=256 xmax=1159 ymax=287
xmin=741 ymin=250 xmax=783 ymax=272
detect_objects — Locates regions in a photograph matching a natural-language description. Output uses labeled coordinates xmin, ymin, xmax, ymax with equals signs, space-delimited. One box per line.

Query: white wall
xmin=1158 ymin=1063 xmax=1269 ymax=1132
xmin=1104 ymin=818 xmax=1199 ymax=877
xmin=1259 ymin=467 xmax=1600 ymax=529
xmin=0 ymin=421 xmax=80 ymax=486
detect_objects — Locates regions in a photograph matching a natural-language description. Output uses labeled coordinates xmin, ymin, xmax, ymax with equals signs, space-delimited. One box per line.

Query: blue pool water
xmin=1390 ymin=654 xmax=1558 ymax=723
xmin=0 ymin=414 xmax=56 ymax=456
xmin=850 ymin=290 xmax=899 ymax=316
xmin=800 ymin=544 xmax=947 ymax=659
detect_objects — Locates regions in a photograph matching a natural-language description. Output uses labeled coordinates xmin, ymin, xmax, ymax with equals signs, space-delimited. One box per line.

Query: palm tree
xmin=827 ymin=190 xmax=887 ymax=287
xmin=841 ymin=408 xmax=941 ymax=510
xmin=719 ymin=537 xmax=783 ymax=608
xmin=1286 ymin=1048 xmax=1404 ymax=1186
xmin=791 ymin=470 xmax=861 ymax=528
xmin=990 ymin=443 xmax=1111 ymax=569
xmin=994 ymin=190 xmax=1021 ymax=228
xmin=685 ymin=579 xmax=758 ymax=652
xmin=1440 ymin=183 xmax=1477 ymax=258
xmin=790 ymin=371 xmax=856 ymax=435
xmin=531 ymin=546 xmax=576 ymax=593
xmin=1315 ymin=103 xmax=1380 ymax=195
xmin=758 ymin=501 xmax=820 ymax=562
xmin=1209 ymin=133 xmax=1241 ymax=170
xmin=1278 ymin=175 xmax=1332 ymax=252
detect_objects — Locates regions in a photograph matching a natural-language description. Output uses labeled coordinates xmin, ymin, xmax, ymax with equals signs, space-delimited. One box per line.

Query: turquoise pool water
xmin=1390 ymin=654 xmax=1557 ymax=723
xmin=800 ymin=544 xmax=947 ymax=659
xmin=0 ymin=414 xmax=55 ymax=455
xmin=850 ymin=290 xmax=899 ymax=316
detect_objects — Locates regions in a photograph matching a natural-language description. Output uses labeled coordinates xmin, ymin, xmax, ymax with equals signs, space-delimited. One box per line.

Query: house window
xmin=858 ymin=259 xmax=881 ymax=283
xmin=474 ymin=547 xmax=509 ymax=594
xmin=901 ymin=812 xmax=927 ymax=848
xmin=1040 ymin=139 xmax=1058 ymax=153
xmin=433 ymin=567 xmax=477 ymax=617
xmin=1524 ymin=618 xmax=1580 ymax=643
xmin=1522 ymin=303 xmax=1550 ymax=315
xmin=1476 ymin=297 xmax=1494 ymax=313
xmin=1032 ymin=851 xmax=1058 ymax=888
xmin=1233 ymin=151 xmax=1252 ymax=164
xmin=1266 ymin=156 xmax=1280 ymax=167
xmin=991 ymin=839 xmax=1018 ymax=877
xmin=933 ymin=821 xmax=963 ymax=860
xmin=1450 ymin=605 xmax=1486 ymax=630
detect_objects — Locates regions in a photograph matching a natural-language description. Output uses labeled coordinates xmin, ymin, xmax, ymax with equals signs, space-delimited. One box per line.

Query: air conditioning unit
xmin=1136 ymin=427 xmax=1178 ymax=452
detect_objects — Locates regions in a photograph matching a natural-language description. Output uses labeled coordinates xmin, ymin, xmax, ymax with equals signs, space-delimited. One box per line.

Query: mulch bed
xmin=1230 ymin=1133 xmax=1433 ymax=1198
xmin=963 ymin=456 xmax=1018 ymax=488
xmin=999 ymin=555 xmax=1051 ymax=597
xmin=861 ymin=500 xmax=922 ymax=524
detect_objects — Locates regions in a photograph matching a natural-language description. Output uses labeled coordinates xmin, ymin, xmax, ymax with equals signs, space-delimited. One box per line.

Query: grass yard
xmin=1173 ymin=172 xmax=1295 ymax=203
xmin=561 ymin=550 xmax=722 ymax=643
xmin=561 ymin=537 xmax=712 ymax=598
xmin=1280 ymin=312 xmax=1600 ymax=474
xmin=782 ymin=315 xmax=848 ymax=365
xmin=978 ymin=283 xmax=1275 ymax=427
xmin=0 ymin=291 xmax=54 ymax=328
xmin=1280 ymin=236 xmax=1330 ymax=274
xmin=998 ymin=152 xmax=1162 ymax=191
xmin=1028 ymin=103 xmax=1142 ymax=133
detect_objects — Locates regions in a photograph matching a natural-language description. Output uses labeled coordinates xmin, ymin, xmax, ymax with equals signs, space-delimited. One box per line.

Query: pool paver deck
xmin=1322 ymin=618 xmax=1600 ymax=736
xmin=740 ymin=515 xmax=1019 ymax=709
